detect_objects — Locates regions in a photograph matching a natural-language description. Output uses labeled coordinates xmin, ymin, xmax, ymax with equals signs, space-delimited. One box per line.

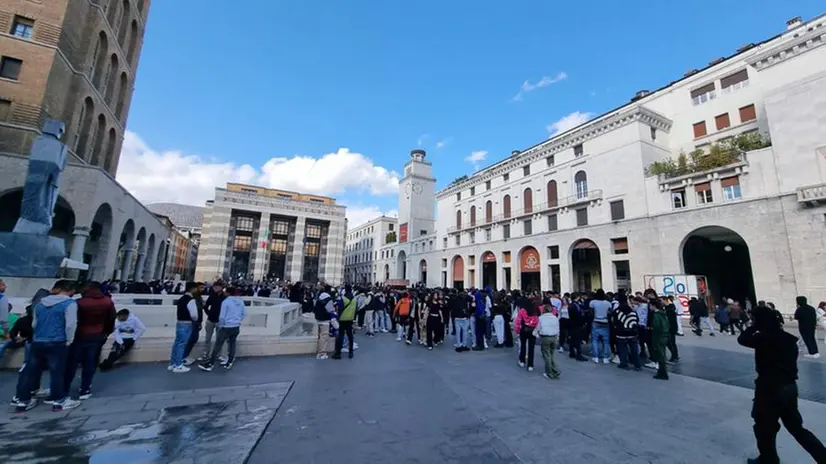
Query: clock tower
xmin=398 ymin=149 xmax=436 ymax=243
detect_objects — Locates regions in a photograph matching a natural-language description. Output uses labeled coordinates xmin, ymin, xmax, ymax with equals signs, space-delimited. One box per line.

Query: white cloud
xmin=464 ymin=150 xmax=488 ymax=171
xmin=512 ymin=72 xmax=567 ymax=101
xmin=345 ymin=206 xmax=398 ymax=228
xmin=546 ymin=111 xmax=594 ymax=137
xmin=117 ymin=131 xmax=399 ymax=207
xmin=417 ymin=133 xmax=429 ymax=147
xmin=436 ymin=136 xmax=453 ymax=149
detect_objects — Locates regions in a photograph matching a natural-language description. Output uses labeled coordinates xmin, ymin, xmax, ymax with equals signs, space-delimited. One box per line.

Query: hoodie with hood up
xmin=76 ymin=288 xmax=116 ymax=338
xmin=33 ymin=294 xmax=77 ymax=345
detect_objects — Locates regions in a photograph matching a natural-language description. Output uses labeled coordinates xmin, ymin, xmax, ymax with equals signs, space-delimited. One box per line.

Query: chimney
xmin=786 ymin=16 xmax=803 ymax=30
xmin=683 ymin=69 xmax=699 ymax=78
xmin=737 ymin=43 xmax=755 ymax=53
xmin=708 ymin=57 xmax=726 ymax=66
xmin=511 ymin=150 xmax=520 ymax=157
xmin=630 ymin=90 xmax=650 ymax=102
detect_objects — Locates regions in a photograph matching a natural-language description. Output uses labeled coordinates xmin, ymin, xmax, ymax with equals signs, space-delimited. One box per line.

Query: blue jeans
xmin=591 ymin=324 xmax=610 ymax=360
xmin=64 ymin=334 xmax=105 ymax=393
xmin=454 ymin=318 xmax=470 ymax=347
xmin=170 ymin=322 xmax=193 ymax=367
xmin=17 ymin=341 xmax=68 ymax=403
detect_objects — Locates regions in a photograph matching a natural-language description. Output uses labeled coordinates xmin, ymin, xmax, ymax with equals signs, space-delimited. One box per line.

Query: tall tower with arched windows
xmin=397 ymin=149 xmax=436 ymax=243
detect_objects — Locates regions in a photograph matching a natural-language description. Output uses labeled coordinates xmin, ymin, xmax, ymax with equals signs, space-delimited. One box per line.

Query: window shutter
xmin=739 ymin=104 xmax=756 ymax=122
xmin=690 ymin=83 xmax=715 ymax=99
xmin=721 ymin=69 xmax=748 ymax=89
xmin=693 ymin=121 xmax=707 ymax=138
xmin=721 ymin=177 xmax=739 ymax=188
xmin=715 ymin=113 xmax=730 ymax=130
xmin=694 ymin=182 xmax=711 ymax=192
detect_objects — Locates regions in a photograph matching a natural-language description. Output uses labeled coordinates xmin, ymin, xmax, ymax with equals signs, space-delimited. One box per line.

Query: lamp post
xmin=161 ymin=237 xmax=171 ymax=280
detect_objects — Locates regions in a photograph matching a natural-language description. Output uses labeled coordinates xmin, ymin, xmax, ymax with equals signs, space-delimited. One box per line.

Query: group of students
xmin=1 ymin=279 xmax=145 ymax=413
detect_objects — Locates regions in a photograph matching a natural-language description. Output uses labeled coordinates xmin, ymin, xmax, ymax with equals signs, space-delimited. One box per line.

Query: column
xmin=68 ymin=226 xmax=90 ymax=279
xmin=288 ymin=217 xmax=306 ymax=282
xmin=143 ymin=248 xmax=156 ymax=282
xmin=252 ymin=214 xmax=270 ymax=279
xmin=134 ymin=251 xmax=147 ymax=282
xmin=120 ymin=246 xmax=134 ymax=281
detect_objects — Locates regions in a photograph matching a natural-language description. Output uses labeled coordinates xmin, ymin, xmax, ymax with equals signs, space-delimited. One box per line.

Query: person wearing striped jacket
xmin=613 ymin=293 xmax=642 ymax=370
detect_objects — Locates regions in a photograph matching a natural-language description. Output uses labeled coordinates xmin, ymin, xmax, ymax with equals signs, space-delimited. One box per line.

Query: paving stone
xmin=143 ymin=395 xmax=213 ymax=411
xmin=77 ymin=410 xmax=161 ymax=431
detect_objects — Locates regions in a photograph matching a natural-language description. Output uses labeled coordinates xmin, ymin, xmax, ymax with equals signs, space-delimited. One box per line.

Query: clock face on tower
xmin=404 ymin=182 xmax=423 ymax=197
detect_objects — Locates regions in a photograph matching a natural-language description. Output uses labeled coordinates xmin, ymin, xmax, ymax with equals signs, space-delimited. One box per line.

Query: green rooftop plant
xmin=645 ymin=132 xmax=770 ymax=178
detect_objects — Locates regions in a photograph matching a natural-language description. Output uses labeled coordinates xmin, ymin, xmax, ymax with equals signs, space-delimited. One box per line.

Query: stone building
xmin=0 ymin=0 xmax=170 ymax=283
xmin=343 ymin=215 xmax=398 ymax=284
xmin=380 ymin=14 xmax=826 ymax=313
xmin=195 ymin=183 xmax=346 ymax=284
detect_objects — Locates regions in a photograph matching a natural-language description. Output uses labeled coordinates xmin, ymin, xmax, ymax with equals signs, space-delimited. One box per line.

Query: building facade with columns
xmin=343 ymin=215 xmax=398 ymax=284
xmin=195 ymin=183 xmax=346 ymax=284
xmin=382 ymin=14 xmax=826 ymax=313
xmin=0 ymin=0 xmax=171 ymax=283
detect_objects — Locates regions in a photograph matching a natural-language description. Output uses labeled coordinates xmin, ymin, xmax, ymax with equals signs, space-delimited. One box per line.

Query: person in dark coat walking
xmin=739 ymin=305 xmax=826 ymax=464
xmin=794 ymin=296 xmax=820 ymax=359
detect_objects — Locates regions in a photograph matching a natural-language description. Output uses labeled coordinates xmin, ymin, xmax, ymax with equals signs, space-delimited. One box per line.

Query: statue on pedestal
xmin=0 ymin=119 xmax=71 ymax=278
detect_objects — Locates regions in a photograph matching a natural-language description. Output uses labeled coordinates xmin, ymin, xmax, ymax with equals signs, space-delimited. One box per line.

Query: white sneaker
xmin=527 ymin=367 xmax=534 ymax=372
xmin=602 ymin=358 xmax=610 ymax=364
xmin=53 ymin=398 xmax=80 ymax=411
xmin=341 ymin=347 xmax=349 ymax=353
xmin=33 ymin=388 xmax=51 ymax=398
xmin=353 ymin=343 xmax=359 ymax=350
xmin=381 ymin=329 xmax=389 ymax=333
xmin=518 ymin=362 xmax=526 ymax=368
xmin=592 ymin=357 xmax=599 ymax=364
xmin=611 ymin=355 xmax=620 ymax=364
xmin=172 ymin=365 xmax=191 ymax=373
xmin=218 ymin=356 xmax=228 ymax=364
xmin=396 ymin=337 xmax=402 ymax=342
xmin=644 ymin=361 xmax=658 ymax=369
xmin=316 ymin=353 xmax=328 ymax=360
xmin=557 ymin=347 xmax=564 ymax=353
xmin=167 ymin=365 xmax=174 ymax=371
xmin=804 ymin=353 xmax=821 ymax=359
xmin=183 ymin=358 xmax=195 ymax=366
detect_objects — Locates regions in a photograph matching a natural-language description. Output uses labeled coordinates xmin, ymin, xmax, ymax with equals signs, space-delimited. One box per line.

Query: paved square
xmin=0 ymin=382 xmax=291 ymax=463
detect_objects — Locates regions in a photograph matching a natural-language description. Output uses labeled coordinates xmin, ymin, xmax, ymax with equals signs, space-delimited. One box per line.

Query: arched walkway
xmin=481 ymin=251 xmax=496 ymax=290
xmin=154 ymin=239 xmax=166 ymax=280
xmin=452 ymin=255 xmax=465 ymax=290
xmin=143 ymin=233 xmax=156 ymax=282
xmin=571 ymin=239 xmax=601 ymax=292
xmin=518 ymin=246 xmax=540 ymax=292
xmin=397 ymin=250 xmax=407 ymax=281
xmin=383 ymin=264 xmax=390 ymax=282
xmin=682 ymin=226 xmax=755 ymax=306
xmin=85 ymin=203 xmax=113 ymax=281
xmin=419 ymin=259 xmax=427 ymax=285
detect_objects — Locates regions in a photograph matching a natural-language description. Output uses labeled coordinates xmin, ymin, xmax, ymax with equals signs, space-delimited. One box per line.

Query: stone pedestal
xmin=0 ymin=232 xmax=66 ymax=278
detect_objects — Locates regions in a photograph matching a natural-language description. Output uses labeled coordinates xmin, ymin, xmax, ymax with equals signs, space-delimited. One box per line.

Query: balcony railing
xmin=448 ymin=190 xmax=603 ymax=232
xmin=797 ymin=183 xmax=826 ymax=205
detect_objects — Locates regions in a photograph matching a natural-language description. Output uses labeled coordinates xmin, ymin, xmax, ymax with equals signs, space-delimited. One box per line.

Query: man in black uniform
xmin=738 ymin=304 xmax=826 ymax=464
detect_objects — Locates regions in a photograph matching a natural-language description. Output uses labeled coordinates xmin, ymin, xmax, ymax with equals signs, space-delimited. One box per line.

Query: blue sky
xmin=118 ymin=0 xmax=825 ymax=226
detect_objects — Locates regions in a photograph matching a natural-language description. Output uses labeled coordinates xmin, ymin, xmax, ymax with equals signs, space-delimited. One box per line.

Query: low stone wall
xmin=0 ymin=294 xmax=316 ymax=369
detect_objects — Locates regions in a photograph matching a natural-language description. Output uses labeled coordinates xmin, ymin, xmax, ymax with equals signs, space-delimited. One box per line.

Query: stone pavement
xmin=0 ymin=382 xmax=291 ymax=463
xmin=2 ymin=331 xmax=826 ymax=463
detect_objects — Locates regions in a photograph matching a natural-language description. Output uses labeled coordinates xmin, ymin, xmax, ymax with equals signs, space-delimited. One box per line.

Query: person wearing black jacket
xmin=664 ymin=297 xmax=680 ymax=363
xmin=738 ymin=305 xmax=826 ymax=464
xmin=199 ymin=282 xmax=226 ymax=361
xmin=613 ymin=293 xmax=641 ymax=370
xmin=794 ymin=296 xmax=819 ymax=358
xmin=567 ymin=293 xmax=588 ymax=361
xmin=449 ymin=290 xmax=470 ymax=351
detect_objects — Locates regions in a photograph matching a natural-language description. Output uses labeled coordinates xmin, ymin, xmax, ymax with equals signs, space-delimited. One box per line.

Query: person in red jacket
xmin=64 ymin=281 xmax=115 ymax=400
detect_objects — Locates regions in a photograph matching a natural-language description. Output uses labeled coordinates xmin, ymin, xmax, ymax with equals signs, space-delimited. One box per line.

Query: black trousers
xmin=426 ymin=317 xmax=442 ymax=348
xmin=638 ymin=327 xmax=651 ymax=358
xmin=519 ymin=331 xmax=536 ymax=368
xmin=752 ymin=383 xmax=826 ymax=464
xmin=100 ymin=339 xmax=135 ymax=370
xmin=407 ymin=316 xmax=420 ymax=342
xmin=800 ymin=326 xmax=819 ymax=355
xmin=559 ymin=318 xmax=568 ymax=349
xmin=474 ymin=316 xmax=486 ymax=349
xmin=334 ymin=321 xmax=354 ymax=355
xmin=569 ymin=326 xmax=583 ymax=358
xmin=667 ymin=333 xmax=679 ymax=361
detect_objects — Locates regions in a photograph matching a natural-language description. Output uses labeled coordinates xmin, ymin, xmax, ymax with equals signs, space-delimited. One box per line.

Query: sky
xmin=117 ymin=0 xmax=825 ymax=227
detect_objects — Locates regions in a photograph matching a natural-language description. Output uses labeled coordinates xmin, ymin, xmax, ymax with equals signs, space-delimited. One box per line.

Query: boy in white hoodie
xmin=199 ymin=288 xmax=246 ymax=371
xmin=99 ymin=309 xmax=145 ymax=371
